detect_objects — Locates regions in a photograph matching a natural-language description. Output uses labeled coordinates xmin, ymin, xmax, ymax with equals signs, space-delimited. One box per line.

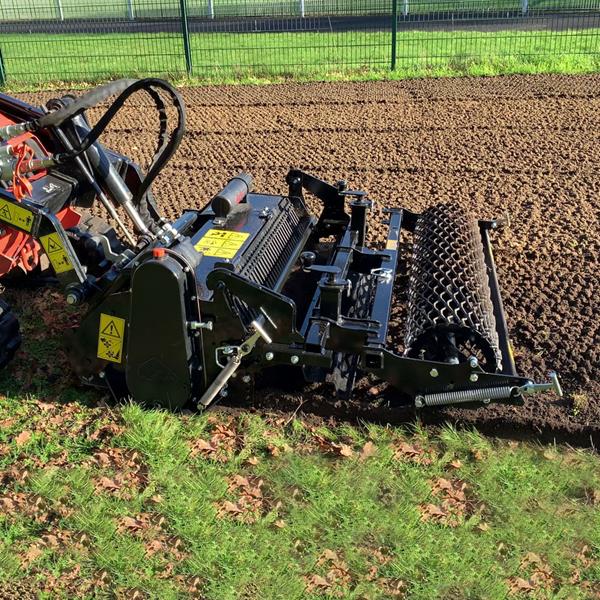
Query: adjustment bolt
xmin=470 ymin=373 xmax=479 ymax=382
xmin=429 ymin=368 xmax=439 ymax=378
xmin=469 ymin=356 xmax=479 ymax=369
xmin=66 ymin=292 xmax=80 ymax=306
xmin=265 ymin=352 xmax=274 ymax=361
xmin=290 ymin=355 xmax=299 ymax=365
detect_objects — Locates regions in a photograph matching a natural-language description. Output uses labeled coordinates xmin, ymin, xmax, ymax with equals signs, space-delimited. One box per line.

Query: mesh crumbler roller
xmin=405 ymin=204 xmax=502 ymax=372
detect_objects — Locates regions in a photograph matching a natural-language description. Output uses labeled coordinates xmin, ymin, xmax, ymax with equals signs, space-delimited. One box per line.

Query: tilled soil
xmin=20 ymin=74 xmax=600 ymax=443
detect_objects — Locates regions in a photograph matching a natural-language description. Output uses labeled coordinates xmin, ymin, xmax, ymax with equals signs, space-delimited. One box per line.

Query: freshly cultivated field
xmin=14 ymin=73 xmax=600 ymax=443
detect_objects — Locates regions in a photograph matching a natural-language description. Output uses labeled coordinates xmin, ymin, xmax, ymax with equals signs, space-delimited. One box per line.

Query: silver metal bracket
xmin=198 ymin=318 xmax=268 ymax=409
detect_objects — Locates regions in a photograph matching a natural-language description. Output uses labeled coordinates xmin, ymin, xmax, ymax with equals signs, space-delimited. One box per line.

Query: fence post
xmin=299 ymin=0 xmax=305 ymax=18
xmin=403 ymin=0 xmax=408 ymax=17
xmin=126 ymin=0 xmax=135 ymax=20
xmin=0 ymin=50 xmax=6 ymax=88
xmin=55 ymin=0 xmax=64 ymax=21
xmin=207 ymin=0 xmax=214 ymax=19
xmin=179 ymin=0 xmax=193 ymax=76
xmin=391 ymin=0 xmax=398 ymax=70
xmin=521 ymin=0 xmax=528 ymax=15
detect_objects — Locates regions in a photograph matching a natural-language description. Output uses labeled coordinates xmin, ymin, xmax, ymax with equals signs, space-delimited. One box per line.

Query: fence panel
xmin=0 ymin=0 xmax=188 ymax=85
xmin=0 ymin=0 xmax=598 ymax=86
xmin=392 ymin=0 xmax=600 ymax=76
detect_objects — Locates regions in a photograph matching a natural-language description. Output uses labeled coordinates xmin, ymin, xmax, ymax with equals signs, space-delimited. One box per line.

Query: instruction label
xmin=0 ymin=199 xmax=34 ymax=232
xmin=194 ymin=229 xmax=250 ymax=259
xmin=97 ymin=314 xmax=126 ymax=364
xmin=39 ymin=233 xmax=74 ymax=274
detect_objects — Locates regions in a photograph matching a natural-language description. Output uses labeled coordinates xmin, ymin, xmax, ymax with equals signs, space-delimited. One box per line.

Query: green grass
xmin=1 ymin=28 xmax=599 ymax=89
xmin=2 ymin=0 xmax=599 ymax=22
xmin=0 ymin=392 xmax=599 ymax=598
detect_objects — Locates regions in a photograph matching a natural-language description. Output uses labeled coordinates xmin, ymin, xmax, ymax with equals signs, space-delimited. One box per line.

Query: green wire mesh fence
xmin=0 ymin=0 xmax=598 ymax=86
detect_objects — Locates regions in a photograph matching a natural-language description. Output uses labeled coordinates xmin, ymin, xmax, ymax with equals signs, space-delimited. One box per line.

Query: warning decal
xmin=194 ymin=229 xmax=250 ymax=259
xmin=39 ymin=233 xmax=74 ymax=274
xmin=0 ymin=199 xmax=34 ymax=232
xmin=97 ymin=313 xmax=126 ymax=364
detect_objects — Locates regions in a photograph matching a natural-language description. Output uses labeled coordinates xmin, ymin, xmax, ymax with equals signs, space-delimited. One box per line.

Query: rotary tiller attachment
xmin=0 ymin=78 xmax=560 ymax=412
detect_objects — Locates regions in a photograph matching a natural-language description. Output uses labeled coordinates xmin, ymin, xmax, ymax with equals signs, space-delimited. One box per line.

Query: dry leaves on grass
xmin=311 ymin=434 xmax=355 ymax=458
xmin=507 ymin=552 xmax=557 ymax=596
xmin=0 ymin=491 xmax=71 ymax=525
xmin=392 ymin=440 xmax=436 ymax=466
xmin=115 ymin=512 xmax=187 ymax=561
xmin=419 ymin=477 xmax=482 ymax=528
xmin=189 ymin=418 xmax=243 ymax=463
xmin=20 ymin=529 xmax=92 ymax=567
xmin=304 ymin=549 xmax=353 ymax=598
xmin=89 ymin=447 xmax=149 ymax=499
xmin=215 ymin=474 xmax=270 ymax=524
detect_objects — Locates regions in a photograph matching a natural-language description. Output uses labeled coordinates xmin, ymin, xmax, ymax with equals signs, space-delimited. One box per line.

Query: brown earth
xmin=18 ymin=74 xmax=600 ymax=444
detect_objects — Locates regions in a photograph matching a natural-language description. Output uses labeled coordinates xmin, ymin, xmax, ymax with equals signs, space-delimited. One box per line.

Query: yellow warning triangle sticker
xmin=0 ymin=204 xmax=11 ymax=220
xmin=101 ymin=320 xmax=121 ymax=338
xmin=46 ymin=237 xmax=63 ymax=253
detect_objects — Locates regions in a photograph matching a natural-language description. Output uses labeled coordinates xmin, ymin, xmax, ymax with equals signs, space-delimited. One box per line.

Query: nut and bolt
xmin=470 ymin=373 xmax=479 ymax=382
xmin=66 ymin=292 xmax=80 ymax=306
xmin=290 ymin=355 xmax=300 ymax=365
xmin=415 ymin=396 xmax=425 ymax=408
xmin=429 ymin=368 xmax=439 ymax=378
xmin=469 ymin=356 xmax=479 ymax=369
xmin=265 ymin=352 xmax=274 ymax=361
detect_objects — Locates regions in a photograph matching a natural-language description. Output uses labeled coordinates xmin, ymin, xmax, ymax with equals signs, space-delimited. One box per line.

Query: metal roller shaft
xmin=405 ymin=204 xmax=502 ymax=372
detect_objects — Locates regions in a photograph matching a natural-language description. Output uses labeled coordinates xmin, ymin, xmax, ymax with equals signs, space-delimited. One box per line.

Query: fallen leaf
xmin=274 ymin=519 xmax=286 ymax=529
xmin=15 ymin=430 xmax=32 ymax=446
xmin=448 ymin=459 xmax=462 ymax=469
xmin=360 ymin=441 xmax=377 ymax=460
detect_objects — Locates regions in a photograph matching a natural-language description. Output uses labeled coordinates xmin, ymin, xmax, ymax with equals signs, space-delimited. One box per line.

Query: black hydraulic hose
xmin=36 ymin=79 xmax=137 ymax=129
xmin=37 ymin=78 xmax=186 ymax=218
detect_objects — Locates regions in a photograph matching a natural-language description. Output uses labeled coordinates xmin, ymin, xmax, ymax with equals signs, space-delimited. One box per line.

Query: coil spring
xmin=417 ymin=385 xmax=517 ymax=407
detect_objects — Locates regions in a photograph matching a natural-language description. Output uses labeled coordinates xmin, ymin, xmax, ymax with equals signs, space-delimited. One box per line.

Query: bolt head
xmin=470 ymin=373 xmax=479 ymax=382
xmin=242 ymin=375 xmax=251 ymax=384
xmin=469 ymin=356 xmax=479 ymax=368
xmin=265 ymin=352 xmax=274 ymax=361
xmin=415 ymin=396 xmax=425 ymax=408
xmin=429 ymin=368 xmax=439 ymax=378
xmin=290 ymin=355 xmax=299 ymax=365
xmin=66 ymin=293 xmax=79 ymax=306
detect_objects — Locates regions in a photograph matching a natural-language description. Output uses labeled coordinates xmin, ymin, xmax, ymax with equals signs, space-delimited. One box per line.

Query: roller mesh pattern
xmin=405 ymin=204 xmax=502 ymax=372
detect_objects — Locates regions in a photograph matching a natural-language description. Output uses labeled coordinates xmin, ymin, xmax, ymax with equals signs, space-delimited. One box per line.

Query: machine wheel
xmin=0 ymin=300 xmax=21 ymax=370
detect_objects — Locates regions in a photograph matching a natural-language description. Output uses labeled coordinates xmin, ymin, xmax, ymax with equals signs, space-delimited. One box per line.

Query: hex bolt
xmin=242 ymin=375 xmax=251 ymax=384
xmin=290 ymin=355 xmax=300 ymax=365
xmin=66 ymin=292 xmax=80 ymax=306
xmin=265 ymin=352 xmax=274 ymax=361
xmin=469 ymin=356 xmax=479 ymax=369
xmin=415 ymin=396 xmax=425 ymax=408
xmin=429 ymin=368 xmax=439 ymax=378
xmin=470 ymin=373 xmax=479 ymax=382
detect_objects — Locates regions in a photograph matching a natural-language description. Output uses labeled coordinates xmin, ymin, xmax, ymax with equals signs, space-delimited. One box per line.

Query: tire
xmin=0 ymin=300 xmax=21 ymax=370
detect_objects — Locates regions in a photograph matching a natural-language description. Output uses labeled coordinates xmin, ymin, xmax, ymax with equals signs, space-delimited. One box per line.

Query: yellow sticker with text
xmin=194 ymin=229 xmax=250 ymax=259
xmin=97 ymin=314 xmax=126 ymax=364
xmin=0 ymin=199 xmax=34 ymax=232
xmin=39 ymin=233 xmax=74 ymax=274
